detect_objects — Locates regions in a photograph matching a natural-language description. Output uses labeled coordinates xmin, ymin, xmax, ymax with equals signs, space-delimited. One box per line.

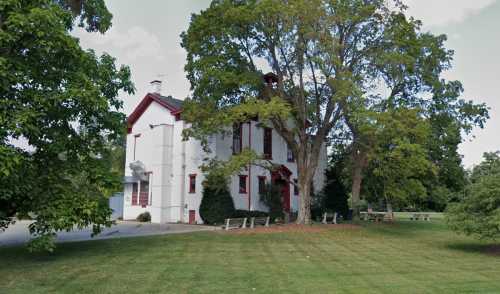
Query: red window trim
xmin=239 ymin=175 xmax=248 ymax=194
xmin=189 ymin=174 xmax=196 ymax=194
xmin=263 ymin=127 xmax=272 ymax=159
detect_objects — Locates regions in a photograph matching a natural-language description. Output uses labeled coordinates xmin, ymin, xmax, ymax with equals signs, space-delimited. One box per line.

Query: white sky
xmin=74 ymin=0 xmax=500 ymax=167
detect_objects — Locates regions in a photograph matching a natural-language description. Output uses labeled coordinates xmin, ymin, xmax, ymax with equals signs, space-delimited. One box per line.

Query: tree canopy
xmin=0 ymin=0 xmax=134 ymax=251
xmin=181 ymin=0 xmax=488 ymax=223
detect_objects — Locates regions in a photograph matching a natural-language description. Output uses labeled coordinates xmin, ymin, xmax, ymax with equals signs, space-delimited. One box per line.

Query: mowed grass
xmin=1 ymin=220 xmax=499 ymax=294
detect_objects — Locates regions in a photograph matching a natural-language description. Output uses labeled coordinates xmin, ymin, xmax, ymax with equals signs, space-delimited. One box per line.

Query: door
xmin=189 ymin=210 xmax=196 ymax=224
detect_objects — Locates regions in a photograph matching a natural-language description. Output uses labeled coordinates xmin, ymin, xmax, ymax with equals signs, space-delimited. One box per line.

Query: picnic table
xmin=360 ymin=212 xmax=394 ymax=222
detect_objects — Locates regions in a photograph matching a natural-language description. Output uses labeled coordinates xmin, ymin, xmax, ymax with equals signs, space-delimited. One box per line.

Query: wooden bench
xmin=322 ymin=212 xmax=337 ymax=224
xmin=224 ymin=218 xmax=247 ymax=231
xmin=410 ymin=213 xmax=430 ymax=221
xmin=250 ymin=216 xmax=270 ymax=228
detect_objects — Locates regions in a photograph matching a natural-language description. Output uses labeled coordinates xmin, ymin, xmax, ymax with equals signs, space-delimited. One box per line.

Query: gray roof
xmin=157 ymin=95 xmax=184 ymax=111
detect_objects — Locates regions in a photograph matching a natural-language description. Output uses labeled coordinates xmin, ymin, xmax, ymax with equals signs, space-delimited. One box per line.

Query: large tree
xmin=361 ymin=108 xmax=435 ymax=210
xmin=181 ymin=0 xmax=486 ymax=224
xmin=0 ymin=0 xmax=134 ymax=250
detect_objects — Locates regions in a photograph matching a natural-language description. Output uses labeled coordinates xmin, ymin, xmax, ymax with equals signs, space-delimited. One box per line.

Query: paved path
xmin=0 ymin=220 xmax=218 ymax=247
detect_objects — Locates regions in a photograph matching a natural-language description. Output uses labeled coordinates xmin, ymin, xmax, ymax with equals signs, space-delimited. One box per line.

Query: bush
xmin=446 ymin=174 xmax=500 ymax=240
xmin=312 ymin=165 xmax=349 ymax=220
xmin=136 ymin=212 xmax=151 ymax=222
xmin=445 ymin=152 xmax=500 ymax=240
xmin=199 ymin=173 xmax=235 ymax=225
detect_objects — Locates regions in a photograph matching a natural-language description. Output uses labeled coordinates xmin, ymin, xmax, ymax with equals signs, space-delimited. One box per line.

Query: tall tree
xmin=362 ymin=108 xmax=435 ymax=210
xmin=181 ymin=0 xmax=486 ymax=224
xmin=344 ymin=19 xmax=488 ymax=217
xmin=0 ymin=0 xmax=134 ymax=251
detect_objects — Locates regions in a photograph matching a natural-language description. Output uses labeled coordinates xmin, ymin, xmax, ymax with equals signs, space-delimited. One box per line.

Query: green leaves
xmin=446 ymin=152 xmax=500 ymax=240
xmin=0 ymin=0 xmax=132 ymax=251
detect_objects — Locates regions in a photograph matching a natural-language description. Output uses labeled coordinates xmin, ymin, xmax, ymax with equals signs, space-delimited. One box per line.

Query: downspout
xmin=180 ymin=121 xmax=187 ymax=222
xmin=248 ymin=121 xmax=252 ymax=211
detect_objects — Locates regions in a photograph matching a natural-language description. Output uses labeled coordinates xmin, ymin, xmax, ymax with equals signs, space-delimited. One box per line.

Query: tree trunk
xmin=296 ymin=171 xmax=313 ymax=225
xmin=351 ymin=148 xmax=367 ymax=221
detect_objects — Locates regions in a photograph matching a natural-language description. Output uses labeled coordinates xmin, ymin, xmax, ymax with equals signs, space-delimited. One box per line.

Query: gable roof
xmin=127 ymin=93 xmax=184 ymax=132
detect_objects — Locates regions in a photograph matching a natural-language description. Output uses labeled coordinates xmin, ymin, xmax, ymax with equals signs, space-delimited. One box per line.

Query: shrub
xmin=445 ymin=152 xmax=500 ymax=240
xmin=199 ymin=173 xmax=235 ymax=225
xmin=136 ymin=212 xmax=151 ymax=222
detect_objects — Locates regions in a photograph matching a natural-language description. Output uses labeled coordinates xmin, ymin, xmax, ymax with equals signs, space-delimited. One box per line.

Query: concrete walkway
xmin=0 ymin=220 xmax=218 ymax=247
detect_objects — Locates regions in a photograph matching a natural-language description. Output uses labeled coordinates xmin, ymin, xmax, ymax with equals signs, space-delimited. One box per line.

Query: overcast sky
xmin=74 ymin=0 xmax=500 ymax=167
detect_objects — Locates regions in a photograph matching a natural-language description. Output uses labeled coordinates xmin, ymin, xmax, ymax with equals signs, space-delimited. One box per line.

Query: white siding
xmin=124 ymin=100 xmax=327 ymax=224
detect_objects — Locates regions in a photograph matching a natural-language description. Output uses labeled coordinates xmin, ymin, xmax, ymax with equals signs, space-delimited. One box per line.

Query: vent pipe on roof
xmin=150 ymin=80 xmax=162 ymax=95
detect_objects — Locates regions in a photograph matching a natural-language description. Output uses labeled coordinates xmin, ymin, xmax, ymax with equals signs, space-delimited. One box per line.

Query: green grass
xmin=1 ymin=220 xmax=499 ymax=294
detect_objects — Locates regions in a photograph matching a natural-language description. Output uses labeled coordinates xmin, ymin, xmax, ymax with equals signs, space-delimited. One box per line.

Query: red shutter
xmin=189 ymin=174 xmax=196 ymax=193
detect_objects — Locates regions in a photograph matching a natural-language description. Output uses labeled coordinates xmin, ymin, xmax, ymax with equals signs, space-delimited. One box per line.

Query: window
xmin=232 ymin=123 xmax=242 ymax=154
xmin=263 ymin=128 xmax=272 ymax=159
xmin=287 ymin=146 xmax=294 ymax=162
xmin=132 ymin=183 xmax=138 ymax=205
xmin=139 ymin=180 xmax=149 ymax=206
xmin=239 ymin=175 xmax=248 ymax=194
xmin=258 ymin=176 xmax=266 ymax=195
xmin=189 ymin=174 xmax=196 ymax=193
xmin=294 ymin=179 xmax=299 ymax=196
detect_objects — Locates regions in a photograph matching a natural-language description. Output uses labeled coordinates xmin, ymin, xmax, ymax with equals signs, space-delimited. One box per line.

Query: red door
xmin=271 ymin=165 xmax=292 ymax=213
xmin=189 ymin=210 xmax=196 ymax=224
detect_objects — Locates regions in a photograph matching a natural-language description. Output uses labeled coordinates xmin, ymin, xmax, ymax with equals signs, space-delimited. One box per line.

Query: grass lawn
xmin=1 ymin=220 xmax=499 ymax=294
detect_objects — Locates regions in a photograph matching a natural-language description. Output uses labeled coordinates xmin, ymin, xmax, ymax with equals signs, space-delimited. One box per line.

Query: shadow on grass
xmin=446 ymin=242 xmax=500 ymax=257
xmin=357 ymin=220 xmax=447 ymax=238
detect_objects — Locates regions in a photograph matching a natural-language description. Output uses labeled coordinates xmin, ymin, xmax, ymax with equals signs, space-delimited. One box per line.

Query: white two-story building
xmin=123 ymin=80 xmax=327 ymax=224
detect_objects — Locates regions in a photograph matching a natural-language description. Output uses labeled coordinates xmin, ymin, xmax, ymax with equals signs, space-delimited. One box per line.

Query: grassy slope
xmin=0 ymin=221 xmax=499 ymax=294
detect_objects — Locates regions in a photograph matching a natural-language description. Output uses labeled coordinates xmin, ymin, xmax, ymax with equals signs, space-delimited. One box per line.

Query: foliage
xmin=199 ymin=173 xmax=236 ymax=225
xmin=181 ymin=0 xmax=488 ymax=224
xmin=313 ymin=152 xmax=349 ymax=219
xmin=362 ymin=108 xmax=435 ymax=209
xmin=136 ymin=212 xmax=151 ymax=223
xmin=445 ymin=152 xmax=500 ymax=240
xmin=0 ymin=0 xmax=134 ymax=250
xmin=259 ymin=182 xmax=284 ymax=220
